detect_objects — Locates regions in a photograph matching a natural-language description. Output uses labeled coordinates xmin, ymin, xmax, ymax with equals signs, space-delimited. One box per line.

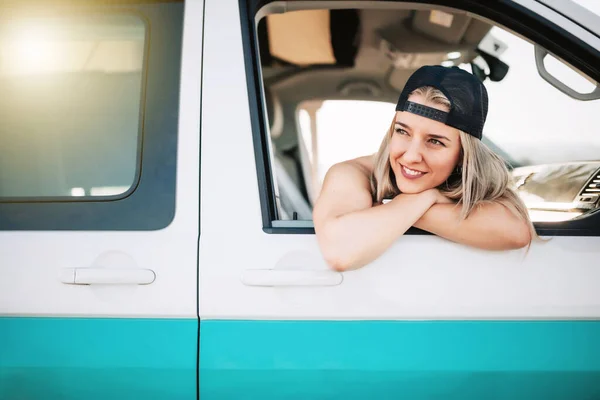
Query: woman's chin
xmin=396 ymin=179 xmax=431 ymax=194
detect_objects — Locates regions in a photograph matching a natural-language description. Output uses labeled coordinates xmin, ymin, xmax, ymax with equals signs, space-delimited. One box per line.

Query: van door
xmin=0 ymin=1 xmax=202 ymax=398
xmin=199 ymin=0 xmax=600 ymax=398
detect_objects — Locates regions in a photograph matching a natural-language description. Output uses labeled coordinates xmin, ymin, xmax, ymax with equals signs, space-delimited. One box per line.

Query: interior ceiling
xmin=261 ymin=7 xmax=493 ymax=105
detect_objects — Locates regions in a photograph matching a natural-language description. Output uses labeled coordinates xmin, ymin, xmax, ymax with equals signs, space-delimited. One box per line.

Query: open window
xmin=242 ymin=1 xmax=600 ymax=235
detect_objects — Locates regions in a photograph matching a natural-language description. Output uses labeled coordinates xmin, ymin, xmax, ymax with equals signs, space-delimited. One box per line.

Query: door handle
xmin=60 ymin=268 xmax=156 ymax=285
xmin=241 ymin=269 xmax=343 ymax=287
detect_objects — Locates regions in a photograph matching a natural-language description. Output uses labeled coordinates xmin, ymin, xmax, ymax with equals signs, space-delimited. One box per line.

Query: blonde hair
xmin=370 ymin=86 xmax=536 ymax=243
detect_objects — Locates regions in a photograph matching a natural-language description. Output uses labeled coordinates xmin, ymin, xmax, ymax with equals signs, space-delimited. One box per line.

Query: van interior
xmin=257 ymin=7 xmax=600 ymax=223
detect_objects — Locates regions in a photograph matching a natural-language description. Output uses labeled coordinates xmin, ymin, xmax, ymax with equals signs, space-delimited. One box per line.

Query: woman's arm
xmin=413 ymin=200 xmax=531 ymax=250
xmin=313 ymin=161 xmax=437 ymax=271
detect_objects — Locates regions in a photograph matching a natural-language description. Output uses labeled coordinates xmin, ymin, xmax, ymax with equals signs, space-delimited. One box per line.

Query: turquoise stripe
xmin=0 ymin=317 xmax=197 ymax=399
xmin=200 ymin=320 xmax=600 ymax=399
xmin=4 ymin=318 xmax=600 ymax=399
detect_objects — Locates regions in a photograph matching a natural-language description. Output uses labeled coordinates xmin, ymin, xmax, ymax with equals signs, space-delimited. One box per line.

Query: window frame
xmin=240 ymin=0 xmax=600 ymax=236
xmin=0 ymin=0 xmax=184 ymax=230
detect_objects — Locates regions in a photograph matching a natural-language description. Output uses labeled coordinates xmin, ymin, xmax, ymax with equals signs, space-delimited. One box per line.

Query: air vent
xmin=577 ymin=168 xmax=600 ymax=205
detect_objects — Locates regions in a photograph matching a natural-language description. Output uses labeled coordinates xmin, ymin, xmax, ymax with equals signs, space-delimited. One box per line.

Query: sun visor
xmin=266 ymin=10 xmax=359 ymax=67
xmin=267 ymin=10 xmax=336 ymax=66
xmin=462 ymin=18 xmax=493 ymax=45
xmin=411 ymin=10 xmax=472 ymax=44
xmin=377 ymin=24 xmax=475 ymax=70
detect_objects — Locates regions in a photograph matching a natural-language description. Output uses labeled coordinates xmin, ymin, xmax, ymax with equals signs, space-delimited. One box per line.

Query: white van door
xmin=0 ymin=1 xmax=202 ymax=398
xmin=199 ymin=0 xmax=600 ymax=398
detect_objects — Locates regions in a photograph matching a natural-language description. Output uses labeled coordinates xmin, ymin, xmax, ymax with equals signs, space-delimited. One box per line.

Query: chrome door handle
xmin=60 ymin=268 xmax=156 ymax=285
xmin=241 ymin=269 xmax=343 ymax=287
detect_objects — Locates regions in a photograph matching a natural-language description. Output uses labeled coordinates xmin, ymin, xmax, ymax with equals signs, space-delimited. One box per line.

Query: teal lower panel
xmin=0 ymin=317 xmax=197 ymax=400
xmin=200 ymin=320 xmax=600 ymax=400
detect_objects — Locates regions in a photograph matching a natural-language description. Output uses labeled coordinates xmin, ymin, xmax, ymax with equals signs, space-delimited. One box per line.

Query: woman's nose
xmin=402 ymin=141 xmax=423 ymax=163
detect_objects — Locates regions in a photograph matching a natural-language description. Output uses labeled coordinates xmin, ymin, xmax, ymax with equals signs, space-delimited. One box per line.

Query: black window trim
xmin=241 ymin=0 xmax=600 ymax=236
xmin=0 ymin=0 xmax=184 ymax=230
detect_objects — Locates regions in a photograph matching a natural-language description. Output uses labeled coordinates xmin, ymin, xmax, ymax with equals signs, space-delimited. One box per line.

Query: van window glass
xmin=0 ymin=15 xmax=145 ymax=198
xmin=259 ymin=7 xmax=600 ymax=225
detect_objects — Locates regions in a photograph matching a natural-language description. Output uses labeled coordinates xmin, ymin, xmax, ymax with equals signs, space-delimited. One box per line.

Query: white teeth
xmin=403 ymin=166 xmax=424 ymax=176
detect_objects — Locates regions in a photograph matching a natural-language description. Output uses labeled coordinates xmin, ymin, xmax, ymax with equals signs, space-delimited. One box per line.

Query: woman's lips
xmin=400 ymin=164 xmax=426 ymax=180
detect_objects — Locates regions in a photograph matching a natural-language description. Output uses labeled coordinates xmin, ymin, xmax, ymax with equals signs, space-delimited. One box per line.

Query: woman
xmin=313 ymin=65 xmax=535 ymax=272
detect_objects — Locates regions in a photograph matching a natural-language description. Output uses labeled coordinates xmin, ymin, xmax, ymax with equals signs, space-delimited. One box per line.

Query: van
xmin=1 ymin=0 xmax=600 ymax=398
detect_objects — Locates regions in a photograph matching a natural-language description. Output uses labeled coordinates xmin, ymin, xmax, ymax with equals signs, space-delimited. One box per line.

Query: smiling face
xmin=389 ymin=93 xmax=462 ymax=194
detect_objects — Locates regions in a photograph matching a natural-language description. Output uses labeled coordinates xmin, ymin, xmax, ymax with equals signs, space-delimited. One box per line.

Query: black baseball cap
xmin=395 ymin=65 xmax=489 ymax=140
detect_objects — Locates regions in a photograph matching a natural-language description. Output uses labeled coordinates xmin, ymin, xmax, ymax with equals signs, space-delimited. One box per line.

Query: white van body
xmin=2 ymin=0 xmax=600 ymax=398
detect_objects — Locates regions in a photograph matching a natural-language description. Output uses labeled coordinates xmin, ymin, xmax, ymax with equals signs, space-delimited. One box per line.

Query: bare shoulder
xmin=321 ymin=156 xmax=373 ymax=191
xmin=313 ymin=155 xmax=375 ymax=221
xmin=352 ymin=154 xmax=376 ymax=173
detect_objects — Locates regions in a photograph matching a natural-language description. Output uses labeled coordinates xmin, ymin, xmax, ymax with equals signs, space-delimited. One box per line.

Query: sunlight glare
xmin=5 ymin=24 xmax=59 ymax=75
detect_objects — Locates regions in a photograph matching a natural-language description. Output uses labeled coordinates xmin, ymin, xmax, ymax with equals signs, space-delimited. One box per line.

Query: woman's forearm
xmin=414 ymin=202 xmax=531 ymax=250
xmin=316 ymin=192 xmax=435 ymax=271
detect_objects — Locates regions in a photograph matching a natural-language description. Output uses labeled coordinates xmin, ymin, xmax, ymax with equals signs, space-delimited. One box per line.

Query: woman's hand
xmin=420 ymin=188 xmax=454 ymax=205
xmin=435 ymin=190 xmax=455 ymax=205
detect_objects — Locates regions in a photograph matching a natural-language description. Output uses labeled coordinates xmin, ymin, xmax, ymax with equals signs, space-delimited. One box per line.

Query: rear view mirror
xmin=470 ymin=61 xmax=487 ymax=82
xmin=535 ymin=46 xmax=600 ymax=101
xmin=476 ymin=49 xmax=509 ymax=81
xmin=469 ymin=49 xmax=509 ymax=83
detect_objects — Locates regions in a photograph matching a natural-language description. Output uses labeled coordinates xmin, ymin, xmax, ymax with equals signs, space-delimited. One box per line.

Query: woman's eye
xmin=429 ymin=139 xmax=445 ymax=146
xmin=395 ymin=128 xmax=408 ymax=135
